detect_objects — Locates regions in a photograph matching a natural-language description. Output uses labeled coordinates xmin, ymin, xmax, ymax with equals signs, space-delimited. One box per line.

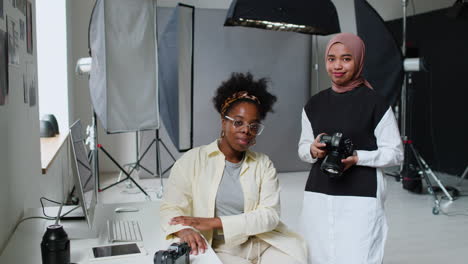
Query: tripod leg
xmin=138 ymin=164 xmax=153 ymax=175
xmin=156 ymin=130 xmax=164 ymax=199
xmin=416 ymin=153 xmax=454 ymax=201
xmin=457 ymin=165 xmax=468 ymax=186
xmin=98 ymin=145 xmax=151 ymax=198
xmin=131 ymin=139 xmax=156 ymax=177
xmin=408 ymin=144 xmax=440 ymax=214
xmin=159 ymin=139 xmax=177 ymax=162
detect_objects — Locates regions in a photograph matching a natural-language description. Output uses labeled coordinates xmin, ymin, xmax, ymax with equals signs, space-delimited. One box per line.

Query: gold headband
xmin=220 ymin=91 xmax=260 ymax=116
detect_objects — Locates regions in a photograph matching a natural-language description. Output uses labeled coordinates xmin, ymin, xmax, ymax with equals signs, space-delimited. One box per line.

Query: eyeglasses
xmin=224 ymin=116 xmax=265 ymax=135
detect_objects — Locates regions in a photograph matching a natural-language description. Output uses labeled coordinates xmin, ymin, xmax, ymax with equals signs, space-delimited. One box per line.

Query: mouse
xmin=114 ymin=207 xmax=139 ymax=213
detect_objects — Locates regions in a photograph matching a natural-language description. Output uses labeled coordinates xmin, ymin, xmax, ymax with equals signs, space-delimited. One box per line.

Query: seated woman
xmin=160 ymin=72 xmax=306 ymax=264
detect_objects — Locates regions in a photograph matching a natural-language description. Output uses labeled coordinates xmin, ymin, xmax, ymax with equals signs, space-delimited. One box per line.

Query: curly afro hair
xmin=213 ymin=72 xmax=277 ymax=120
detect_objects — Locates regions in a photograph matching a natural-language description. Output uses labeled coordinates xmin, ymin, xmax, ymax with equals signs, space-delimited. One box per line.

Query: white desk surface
xmin=0 ymin=201 xmax=222 ymax=264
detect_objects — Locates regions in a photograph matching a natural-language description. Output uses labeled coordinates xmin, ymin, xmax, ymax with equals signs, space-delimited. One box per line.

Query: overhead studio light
xmin=224 ymin=0 xmax=341 ymax=35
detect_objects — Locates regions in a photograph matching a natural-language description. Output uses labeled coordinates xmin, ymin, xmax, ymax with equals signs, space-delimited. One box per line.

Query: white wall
xmin=37 ymin=0 xmax=69 ymax=134
xmin=0 ymin=0 xmax=76 ymax=253
xmin=0 ymin=0 xmax=42 ymax=252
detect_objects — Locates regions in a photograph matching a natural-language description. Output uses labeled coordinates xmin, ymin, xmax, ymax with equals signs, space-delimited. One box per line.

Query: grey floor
xmin=99 ymin=169 xmax=468 ymax=263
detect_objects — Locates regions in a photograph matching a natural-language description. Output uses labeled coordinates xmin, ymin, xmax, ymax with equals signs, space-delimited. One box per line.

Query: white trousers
xmin=213 ymin=236 xmax=300 ymax=264
xmin=299 ymin=191 xmax=388 ymax=264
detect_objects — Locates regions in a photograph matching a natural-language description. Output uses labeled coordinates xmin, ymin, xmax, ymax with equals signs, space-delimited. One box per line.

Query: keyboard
xmin=107 ymin=220 xmax=143 ymax=243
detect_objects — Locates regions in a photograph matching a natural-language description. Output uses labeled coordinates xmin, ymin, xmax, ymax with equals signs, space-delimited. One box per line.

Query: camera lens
xmin=41 ymin=225 xmax=70 ymax=264
xmin=320 ymin=152 xmax=344 ymax=178
xmin=325 ymin=168 xmax=339 ymax=174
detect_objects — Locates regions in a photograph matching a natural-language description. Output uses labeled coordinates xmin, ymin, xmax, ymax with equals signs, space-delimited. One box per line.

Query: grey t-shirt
xmin=215 ymin=159 xmax=245 ymax=217
xmin=214 ymin=158 xmax=245 ymax=241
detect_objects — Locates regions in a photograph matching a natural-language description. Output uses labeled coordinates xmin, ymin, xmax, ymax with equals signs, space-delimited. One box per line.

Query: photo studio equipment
xmin=319 ymin=133 xmax=355 ymax=178
xmin=224 ymin=0 xmax=340 ymax=35
xmin=82 ymin=1 xmax=195 ymax=199
xmin=154 ymin=3 xmax=195 ymax=180
xmin=41 ymin=202 xmax=71 ymax=264
xmin=40 ymin=119 xmax=101 ymax=261
xmin=354 ymin=0 xmax=405 ymax=107
xmin=154 ymin=242 xmax=190 ymax=264
xmin=398 ymin=0 xmax=455 ymax=215
xmin=457 ymin=165 xmax=468 ymax=186
xmin=85 ymin=0 xmax=159 ymax=199
xmin=41 ymin=119 xmax=99 ymax=262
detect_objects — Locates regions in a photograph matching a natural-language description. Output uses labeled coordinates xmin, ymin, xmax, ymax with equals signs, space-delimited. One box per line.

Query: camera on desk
xmin=154 ymin=242 xmax=191 ymax=264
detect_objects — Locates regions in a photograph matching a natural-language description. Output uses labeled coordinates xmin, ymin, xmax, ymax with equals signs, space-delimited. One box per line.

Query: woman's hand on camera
xmin=341 ymin=155 xmax=359 ymax=171
xmin=311 ymin=133 xmax=327 ymax=159
xmin=174 ymin=228 xmax=206 ymax=255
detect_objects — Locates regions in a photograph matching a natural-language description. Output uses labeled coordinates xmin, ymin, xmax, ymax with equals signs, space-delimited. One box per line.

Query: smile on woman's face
xmin=326 ymin=43 xmax=357 ymax=86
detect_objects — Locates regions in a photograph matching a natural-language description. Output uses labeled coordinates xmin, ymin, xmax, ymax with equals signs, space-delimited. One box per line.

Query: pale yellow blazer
xmin=160 ymin=140 xmax=307 ymax=263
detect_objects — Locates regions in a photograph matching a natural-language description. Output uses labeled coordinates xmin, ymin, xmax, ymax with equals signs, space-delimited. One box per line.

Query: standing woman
xmin=161 ymin=72 xmax=306 ymax=264
xmin=298 ymin=33 xmax=403 ymax=264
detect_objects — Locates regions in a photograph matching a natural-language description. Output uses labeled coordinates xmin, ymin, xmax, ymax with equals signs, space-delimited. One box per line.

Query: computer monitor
xmin=69 ymin=120 xmax=97 ymax=228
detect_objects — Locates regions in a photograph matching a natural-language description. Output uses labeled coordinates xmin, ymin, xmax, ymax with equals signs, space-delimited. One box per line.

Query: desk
xmin=0 ymin=201 xmax=222 ymax=264
xmin=40 ymin=133 xmax=69 ymax=174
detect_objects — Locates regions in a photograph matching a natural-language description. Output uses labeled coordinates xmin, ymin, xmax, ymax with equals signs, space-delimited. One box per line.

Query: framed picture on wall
xmin=25 ymin=62 xmax=36 ymax=107
xmin=7 ymin=16 xmax=20 ymax=66
xmin=26 ymin=1 xmax=32 ymax=54
xmin=29 ymin=75 xmax=36 ymax=107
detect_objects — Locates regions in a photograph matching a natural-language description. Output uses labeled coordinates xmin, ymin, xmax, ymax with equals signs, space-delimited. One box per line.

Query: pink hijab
xmin=325 ymin=32 xmax=373 ymax=92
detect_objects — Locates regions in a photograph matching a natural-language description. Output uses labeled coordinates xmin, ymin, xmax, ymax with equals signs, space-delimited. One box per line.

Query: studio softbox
xmin=158 ymin=4 xmax=195 ymax=151
xmin=225 ymin=0 xmax=340 ymax=35
xmin=89 ymin=0 xmax=159 ymax=133
xmin=351 ymin=0 xmax=403 ymax=106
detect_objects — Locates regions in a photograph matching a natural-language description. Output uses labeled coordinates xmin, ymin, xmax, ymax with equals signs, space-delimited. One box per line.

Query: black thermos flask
xmin=41 ymin=224 xmax=70 ymax=264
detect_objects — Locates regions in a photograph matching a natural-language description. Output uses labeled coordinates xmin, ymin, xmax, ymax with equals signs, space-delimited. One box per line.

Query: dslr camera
xmin=319 ymin=132 xmax=355 ymax=178
xmin=154 ymin=242 xmax=191 ymax=264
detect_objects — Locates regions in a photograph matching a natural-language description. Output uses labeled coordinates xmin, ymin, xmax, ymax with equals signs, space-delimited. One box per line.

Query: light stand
xmin=116 ymin=131 xmax=155 ymax=191
xmin=120 ymin=128 xmax=177 ymax=199
xmin=85 ymin=111 xmax=150 ymax=199
xmin=78 ymin=56 xmax=175 ymax=200
xmin=85 ymin=112 xmax=99 ymax=192
xmin=457 ymin=165 xmax=468 ymax=186
xmin=399 ymin=0 xmax=454 ymax=214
